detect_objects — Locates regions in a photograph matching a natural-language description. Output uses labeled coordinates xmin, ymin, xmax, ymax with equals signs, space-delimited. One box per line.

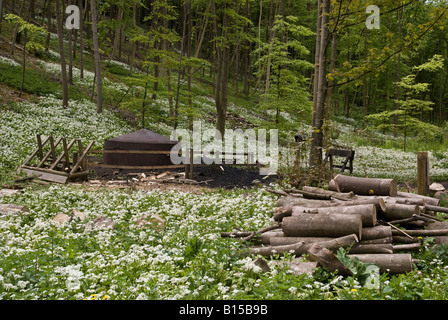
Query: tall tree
xmin=90 ymin=0 xmax=103 ymax=113
xmin=309 ymin=0 xmax=330 ymax=168
xmin=0 ymin=0 xmax=3 ymax=35
xmin=55 ymin=0 xmax=69 ymax=108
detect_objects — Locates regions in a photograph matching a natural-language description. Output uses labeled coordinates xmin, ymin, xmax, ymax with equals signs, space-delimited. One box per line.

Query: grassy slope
xmin=1 ymin=20 xmax=448 ymax=185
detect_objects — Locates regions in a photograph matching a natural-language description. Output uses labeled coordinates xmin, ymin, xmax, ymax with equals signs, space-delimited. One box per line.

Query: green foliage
xmin=336 ymin=247 xmax=380 ymax=289
xmin=253 ymin=15 xmax=314 ymax=129
xmin=367 ymin=55 xmax=444 ymax=150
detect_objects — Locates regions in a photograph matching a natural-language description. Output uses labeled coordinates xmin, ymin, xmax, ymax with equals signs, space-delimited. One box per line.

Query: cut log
xmin=391 ymin=229 xmax=448 ymax=236
xmin=273 ymin=206 xmax=293 ymax=221
xmin=259 ymin=231 xmax=284 ymax=245
xmin=398 ymin=220 xmax=427 ymax=229
xmin=282 ymin=213 xmax=363 ymax=239
xmin=276 ymin=196 xmax=337 ymax=208
xmin=425 ymin=205 xmax=448 ymax=215
xmin=247 ymin=234 xmax=359 ymax=257
xmin=269 ymin=237 xmax=335 ymax=246
xmin=361 ymin=226 xmax=392 ymax=241
xmin=392 ymin=236 xmax=420 ymax=244
xmin=308 ymin=244 xmax=351 ymax=275
xmin=360 ymin=237 xmax=393 ymax=244
xmin=337 ymin=198 xmax=386 ymax=212
xmin=393 ymin=243 xmax=421 ymax=252
xmin=397 ymin=191 xmax=440 ymax=206
xmin=329 ymin=174 xmax=397 ymax=197
xmin=348 ymin=243 xmax=394 ymax=254
xmin=284 ymin=189 xmax=332 ymax=200
xmin=277 ymin=197 xmax=386 ymax=212
xmin=242 ymin=224 xmax=282 ymax=242
xmin=302 ymin=186 xmax=357 ymax=201
xmin=292 ymin=204 xmax=377 ymax=227
xmin=348 ymin=254 xmax=413 ymax=274
xmin=358 ymin=195 xmax=424 ymax=206
xmin=382 ymin=203 xmax=420 ymax=220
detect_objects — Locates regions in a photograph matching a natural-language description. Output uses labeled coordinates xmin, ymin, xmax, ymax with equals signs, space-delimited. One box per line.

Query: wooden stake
xmin=417 ymin=151 xmax=429 ymax=196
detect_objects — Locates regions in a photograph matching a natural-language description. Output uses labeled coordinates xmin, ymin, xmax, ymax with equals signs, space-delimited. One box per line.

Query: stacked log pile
xmin=223 ymin=174 xmax=448 ymax=275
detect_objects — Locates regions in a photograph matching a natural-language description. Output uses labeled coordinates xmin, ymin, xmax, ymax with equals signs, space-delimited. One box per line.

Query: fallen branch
xmin=246 ymin=234 xmax=359 ymax=258
xmin=383 ymin=221 xmax=414 ymax=240
xmin=242 ymin=224 xmax=282 ymax=242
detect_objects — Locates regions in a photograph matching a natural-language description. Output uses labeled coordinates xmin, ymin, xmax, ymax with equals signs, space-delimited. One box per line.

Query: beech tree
xmin=309 ymin=0 xmax=330 ymax=169
xmin=55 ymin=0 xmax=69 ymax=108
xmin=90 ymin=0 xmax=103 ymax=113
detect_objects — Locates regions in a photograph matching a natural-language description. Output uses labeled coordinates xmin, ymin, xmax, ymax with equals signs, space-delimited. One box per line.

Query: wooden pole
xmin=417 ymin=151 xmax=429 ymax=196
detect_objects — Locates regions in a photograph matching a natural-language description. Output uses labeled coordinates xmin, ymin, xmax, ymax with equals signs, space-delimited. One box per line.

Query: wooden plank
xmin=49 ymin=139 xmax=76 ymax=170
xmin=37 ymin=134 xmax=44 ymax=161
xmin=23 ymin=135 xmax=51 ymax=166
xmin=38 ymin=136 xmax=63 ymax=168
xmin=19 ymin=167 xmax=68 ymax=184
xmin=417 ymin=151 xmax=429 ymax=196
xmin=77 ymin=140 xmax=89 ymax=174
xmin=49 ymin=136 xmax=56 ymax=163
xmin=70 ymin=141 xmax=95 ymax=174
xmin=20 ymin=165 xmax=69 ymax=176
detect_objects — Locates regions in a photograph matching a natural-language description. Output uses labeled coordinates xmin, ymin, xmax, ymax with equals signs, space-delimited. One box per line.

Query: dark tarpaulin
xmin=103 ymin=129 xmax=179 ymax=166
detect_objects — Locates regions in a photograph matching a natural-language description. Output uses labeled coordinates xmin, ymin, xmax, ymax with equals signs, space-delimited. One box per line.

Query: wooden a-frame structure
xmin=17 ymin=134 xmax=94 ymax=184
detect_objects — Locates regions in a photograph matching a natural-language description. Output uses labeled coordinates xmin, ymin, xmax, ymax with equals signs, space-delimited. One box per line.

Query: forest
xmin=3 ymin=0 xmax=448 ymax=302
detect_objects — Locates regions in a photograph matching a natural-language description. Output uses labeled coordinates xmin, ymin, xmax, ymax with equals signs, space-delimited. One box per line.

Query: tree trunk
xmin=214 ymin=0 xmax=230 ymax=137
xmin=309 ymin=0 xmax=330 ymax=168
xmin=45 ymin=0 xmax=52 ymax=52
xmin=90 ymin=0 xmax=103 ymax=113
xmin=129 ymin=3 xmax=137 ymax=76
xmin=329 ymin=174 xmax=398 ymax=197
xmin=246 ymin=234 xmax=358 ymax=258
xmin=0 ymin=0 xmax=3 ymax=35
xmin=174 ymin=0 xmax=188 ymax=129
xmin=67 ymin=0 xmax=73 ymax=84
xmin=19 ymin=27 xmax=27 ymax=97
xmin=324 ymin=31 xmax=338 ymax=146
xmin=11 ymin=0 xmax=26 ymax=56
xmin=292 ymin=204 xmax=377 ymax=227
xmin=282 ymin=213 xmax=362 ymax=238
xmin=55 ymin=0 xmax=69 ymax=108
xmin=111 ymin=1 xmax=123 ymax=60
xmin=78 ymin=0 xmax=84 ymax=79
